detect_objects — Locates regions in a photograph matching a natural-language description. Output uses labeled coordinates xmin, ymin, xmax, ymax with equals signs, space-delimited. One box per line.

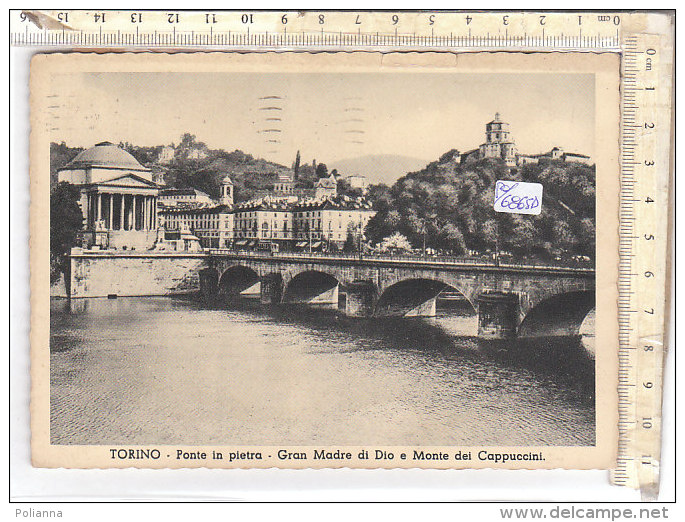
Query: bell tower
xmin=220 ymin=175 xmax=234 ymax=206
xmin=485 ymin=112 xmax=511 ymax=143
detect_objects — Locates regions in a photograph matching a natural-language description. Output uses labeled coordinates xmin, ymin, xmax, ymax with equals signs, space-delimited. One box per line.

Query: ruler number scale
xmin=613 ymin=33 xmax=670 ymax=498
xmin=11 ymin=11 xmax=624 ymax=50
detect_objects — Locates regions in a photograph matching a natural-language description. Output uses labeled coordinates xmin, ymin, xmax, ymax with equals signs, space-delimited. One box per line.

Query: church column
xmin=119 ymin=195 xmax=125 ymax=230
xmin=97 ymin=193 xmax=102 ymax=223
xmin=90 ymin=194 xmax=96 ymax=228
xmin=146 ymin=196 xmax=151 ymax=230
xmin=127 ymin=195 xmax=133 ymax=230
xmin=120 ymin=195 xmax=125 ymax=230
xmin=130 ymin=195 xmax=135 ymax=230
xmin=152 ymin=199 xmax=157 ymax=229
xmin=86 ymin=194 xmax=92 ymax=228
xmin=108 ymin=194 xmax=114 ymax=230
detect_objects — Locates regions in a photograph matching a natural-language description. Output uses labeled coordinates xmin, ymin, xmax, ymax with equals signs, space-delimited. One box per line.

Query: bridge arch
xmin=282 ymin=270 xmax=341 ymax=305
xmin=375 ymin=278 xmax=477 ymax=317
xmin=518 ymin=289 xmax=595 ymax=338
xmin=219 ymin=265 xmax=261 ymax=297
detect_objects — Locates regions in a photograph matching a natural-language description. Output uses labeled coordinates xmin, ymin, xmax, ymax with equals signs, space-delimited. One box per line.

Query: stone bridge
xmin=200 ymin=252 xmax=595 ymax=339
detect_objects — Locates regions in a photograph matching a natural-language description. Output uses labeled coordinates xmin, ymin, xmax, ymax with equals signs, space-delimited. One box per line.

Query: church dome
xmin=65 ymin=142 xmax=149 ymax=171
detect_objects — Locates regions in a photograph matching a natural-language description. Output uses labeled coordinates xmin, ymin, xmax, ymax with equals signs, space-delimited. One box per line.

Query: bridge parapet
xmin=67 ymin=250 xmax=594 ymax=340
xmin=207 ymin=251 xmax=595 ymax=339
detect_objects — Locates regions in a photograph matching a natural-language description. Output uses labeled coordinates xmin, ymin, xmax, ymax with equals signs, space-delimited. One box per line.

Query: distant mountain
xmin=330 ymin=154 xmax=430 ymax=186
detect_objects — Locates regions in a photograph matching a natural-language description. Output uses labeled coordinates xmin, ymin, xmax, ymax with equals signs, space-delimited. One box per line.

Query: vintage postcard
xmin=31 ymin=51 xmax=619 ymax=469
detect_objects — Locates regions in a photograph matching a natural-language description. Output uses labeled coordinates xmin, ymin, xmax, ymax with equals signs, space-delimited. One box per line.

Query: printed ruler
xmin=11 ymin=10 xmax=674 ymax=496
xmin=11 ymin=10 xmax=626 ymax=49
xmin=612 ymin=30 xmax=673 ymax=499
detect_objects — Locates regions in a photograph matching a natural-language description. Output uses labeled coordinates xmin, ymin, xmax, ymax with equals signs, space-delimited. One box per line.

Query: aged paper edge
xmin=30 ymin=51 xmax=619 ymax=470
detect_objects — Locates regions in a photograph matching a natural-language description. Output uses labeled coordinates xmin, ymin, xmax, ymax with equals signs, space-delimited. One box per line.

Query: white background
xmin=6 ymin=1 xmax=678 ymax=517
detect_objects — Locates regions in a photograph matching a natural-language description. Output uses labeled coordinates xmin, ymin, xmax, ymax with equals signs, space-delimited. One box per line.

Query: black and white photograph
xmin=31 ymin=52 xmax=619 ymax=470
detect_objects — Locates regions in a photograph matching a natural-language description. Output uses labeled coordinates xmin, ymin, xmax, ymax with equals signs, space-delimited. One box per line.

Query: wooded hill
xmin=50 ymin=140 xmax=294 ymax=203
xmin=365 ymin=154 xmax=595 ymax=262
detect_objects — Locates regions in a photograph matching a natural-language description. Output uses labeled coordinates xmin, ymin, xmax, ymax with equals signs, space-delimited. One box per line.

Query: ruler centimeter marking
xmin=10 ymin=10 xmax=624 ymax=49
xmin=612 ymin=32 xmax=670 ymax=497
xmin=11 ymin=10 xmax=672 ymax=494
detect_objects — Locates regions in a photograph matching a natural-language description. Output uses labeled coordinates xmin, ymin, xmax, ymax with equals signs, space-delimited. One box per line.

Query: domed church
xmin=58 ymin=142 xmax=160 ymax=250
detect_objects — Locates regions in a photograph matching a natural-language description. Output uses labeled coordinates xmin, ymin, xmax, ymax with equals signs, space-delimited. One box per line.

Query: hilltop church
xmin=460 ymin=113 xmax=592 ymax=167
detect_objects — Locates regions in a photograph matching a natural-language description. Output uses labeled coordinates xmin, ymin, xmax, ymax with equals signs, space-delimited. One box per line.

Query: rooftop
xmin=158 ymin=203 xmax=232 ymax=214
xmin=160 ymin=187 xmax=211 ymax=197
xmin=61 ymin=142 xmax=149 ymax=171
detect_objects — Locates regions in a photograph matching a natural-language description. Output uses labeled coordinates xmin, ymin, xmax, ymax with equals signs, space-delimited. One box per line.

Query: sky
xmin=48 ymin=71 xmax=595 ymax=166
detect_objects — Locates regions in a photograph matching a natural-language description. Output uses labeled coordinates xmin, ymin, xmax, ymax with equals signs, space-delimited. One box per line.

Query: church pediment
xmin=97 ymin=174 xmax=159 ymax=188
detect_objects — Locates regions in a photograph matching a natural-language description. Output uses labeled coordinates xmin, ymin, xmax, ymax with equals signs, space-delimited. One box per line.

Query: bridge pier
xmin=343 ymin=281 xmax=376 ymax=317
xmin=477 ymin=292 xmax=519 ymax=339
xmin=198 ymin=269 xmax=218 ymax=300
xmin=260 ymin=273 xmax=283 ymax=305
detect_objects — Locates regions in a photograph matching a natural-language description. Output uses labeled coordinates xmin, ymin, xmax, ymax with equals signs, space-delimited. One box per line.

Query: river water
xmin=50 ymin=296 xmax=595 ymax=446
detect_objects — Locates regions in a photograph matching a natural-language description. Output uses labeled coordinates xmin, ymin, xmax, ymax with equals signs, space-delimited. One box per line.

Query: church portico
xmin=59 ymin=142 xmax=160 ymax=250
xmin=85 ymin=189 xmax=158 ymax=232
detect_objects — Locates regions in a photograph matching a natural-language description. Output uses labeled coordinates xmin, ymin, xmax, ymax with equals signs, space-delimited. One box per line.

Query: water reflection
xmin=51 ymin=296 xmax=595 ymax=446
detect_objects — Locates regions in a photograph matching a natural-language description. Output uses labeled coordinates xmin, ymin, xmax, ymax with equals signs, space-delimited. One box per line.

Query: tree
xmin=293 ymin=150 xmax=301 ymax=178
xmin=379 ymin=232 xmax=412 ymax=253
xmin=179 ymin=133 xmax=197 ymax=148
xmin=50 ymin=142 xmax=83 ymax=189
xmin=363 ymin=153 xmax=595 ymax=262
xmin=343 ymin=226 xmax=358 ymax=253
xmin=336 ymin=177 xmax=363 ymax=198
xmin=315 ymin=162 xmax=328 ymax=179
xmin=50 ymin=182 xmax=83 ymax=283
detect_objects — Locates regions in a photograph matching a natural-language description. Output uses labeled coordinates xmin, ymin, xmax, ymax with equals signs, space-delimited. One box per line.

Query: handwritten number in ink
xmin=495 ymin=182 xmax=540 ymax=212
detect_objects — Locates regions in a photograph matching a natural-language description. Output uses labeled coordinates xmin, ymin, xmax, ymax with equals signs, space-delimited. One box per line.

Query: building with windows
xmin=157 ymin=176 xmax=234 ymax=248
xmin=292 ymin=196 xmax=376 ymax=251
xmin=314 ymin=174 xmax=338 ymax=199
xmin=273 ymin=172 xmax=296 ymax=195
xmin=57 ymin=141 xmax=160 ymax=250
xmin=157 ymin=145 xmax=175 ymax=164
xmin=462 ymin=113 xmax=518 ymax=167
xmin=461 ymin=114 xmax=593 ymax=168
xmin=219 ymin=175 xmax=234 ymax=206
xmin=233 ymin=198 xmax=293 ymax=250
xmin=517 ymin=147 xmax=593 ymax=166
xmin=159 ymin=204 xmax=233 ymax=249
xmin=345 ymin=175 xmax=369 ymax=192
xmin=158 ymin=187 xmax=215 ymax=207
